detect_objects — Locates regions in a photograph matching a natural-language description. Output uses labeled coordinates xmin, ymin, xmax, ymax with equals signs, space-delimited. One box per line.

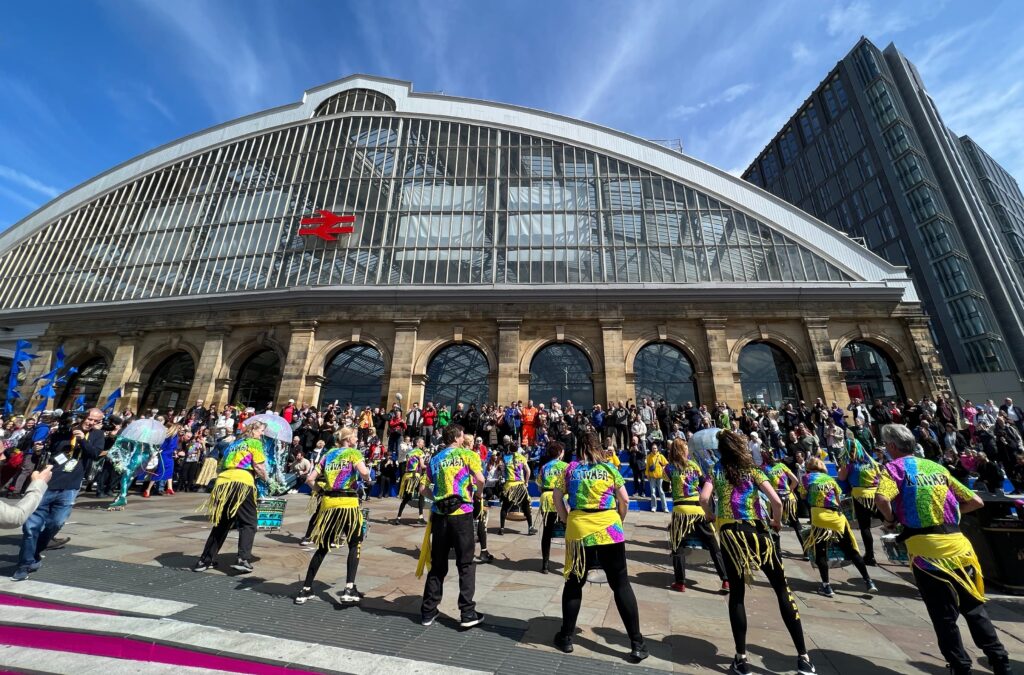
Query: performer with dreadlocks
xmin=665 ymin=437 xmax=727 ymax=592
xmin=537 ymin=441 xmax=568 ymax=574
xmin=800 ymin=457 xmax=877 ymax=598
xmin=836 ymin=430 xmax=880 ymax=566
xmin=467 ymin=434 xmax=494 ymax=564
xmin=552 ymin=431 xmax=647 ymax=662
xmin=875 ymin=424 xmax=1011 ymax=675
xmin=498 ymin=443 xmax=535 ymax=535
xmin=192 ymin=421 xmax=268 ymax=574
xmin=394 ymin=437 xmax=427 ymax=525
xmin=699 ymin=430 xmax=814 ymax=675
xmin=294 ymin=427 xmax=370 ymax=605
xmin=761 ymin=447 xmax=805 ymax=554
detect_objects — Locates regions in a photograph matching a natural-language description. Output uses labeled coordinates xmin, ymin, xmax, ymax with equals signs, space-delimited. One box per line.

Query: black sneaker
xmin=497 ymin=527 xmax=504 ymax=535
xmin=553 ymin=631 xmax=573 ymax=653
xmin=294 ymin=587 xmax=314 ymax=605
xmin=629 ymin=639 xmax=649 ymax=662
xmin=863 ymin=555 xmax=877 ymax=567
xmin=797 ymin=655 xmax=816 ymax=674
xmin=475 ymin=551 xmax=494 ymax=564
xmin=340 ymin=585 xmax=363 ymax=603
xmin=817 ymin=583 xmax=834 ymax=598
xmin=865 ymin=578 xmax=878 ymax=593
xmin=527 ymin=527 xmax=538 ymax=535
xmin=459 ymin=612 xmax=485 ymax=628
xmin=299 ymin=538 xmax=313 ymax=547
xmin=231 ymin=558 xmax=254 ymax=574
xmin=729 ymin=655 xmax=751 ymax=675
xmin=191 ymin=559 xmax=217 ymax=573
xmin=421 ymin=613 xmax=437 ymax=626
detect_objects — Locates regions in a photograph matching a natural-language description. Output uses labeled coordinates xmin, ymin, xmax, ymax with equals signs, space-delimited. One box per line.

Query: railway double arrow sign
xmin=298 ymin=210 xmax=356 ymax=241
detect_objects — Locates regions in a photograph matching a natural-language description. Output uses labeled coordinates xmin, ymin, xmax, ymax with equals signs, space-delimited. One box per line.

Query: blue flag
xmin=102 ymin=388 xmax=122 ymax=413
xmin=32 ymin=399 xmax=47 ymax=413
xmin=4 ymin=339 xmax=38 ymax=415
xmin=73 ymin=394 xmax=86 ymax=412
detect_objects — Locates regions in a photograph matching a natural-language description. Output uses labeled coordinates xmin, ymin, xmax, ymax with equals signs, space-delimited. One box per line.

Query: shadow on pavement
xmin=797 ymin=648 xmax=935 ymax=674
xmin=660 ymin=632 xmax=728 ymax=670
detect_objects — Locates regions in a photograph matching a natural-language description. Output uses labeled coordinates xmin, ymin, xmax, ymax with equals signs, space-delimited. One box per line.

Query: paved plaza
xmin=0 ymin=492 xmax=1022 ymax=673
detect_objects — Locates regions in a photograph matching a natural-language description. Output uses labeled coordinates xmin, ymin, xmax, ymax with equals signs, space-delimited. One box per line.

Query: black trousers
xmin=813 ymin=526 xmax=869 ymax=584
xmin=559 ymin=542 xmax=641 ymax=642
xmin=914 ymin=566 xmax=1010 ymax=674
xmin=398 ymin=493 xmax=424 ymax=518
xmin=852 ymin=499 xmax=878 ymax=561
xmin=499 ymin=491 xmax=533 ymax=528
xmin=200 ymin=496 xmax=257 ymax=563
xmin=421 ymin=513 xmax=476 ymax=620
xmin=180 ymin=462 xmax=201 ymax=492
xmin=303 ymin=527 xmax=363 ymax=587
xmin=541 ymin=512 xmax=558 ymax=563
xmin=671 ymin=520 xmax=727 ymax=583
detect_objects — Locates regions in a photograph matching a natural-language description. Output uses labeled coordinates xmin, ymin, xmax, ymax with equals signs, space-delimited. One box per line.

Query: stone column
xmin=905 ymin=315 xmax=947 ymax=400
xmin=803 ymin=317 xmax=844 ymax=404
xmin=98 ymin=331 xmax=142 ymax=406
xmin=496 ymin=319 xmax=521 ymax=405
xmin=123 ymin=381 xmax=143 ymax=412
xmin=214 ymin=378 xmax=233 ymax=407
xmin=187 ymin=327 xmax=230 ymax=407
xmin=600 ymin=318 xmax=628 ymax=403
xmin=702 ymin=318 xmax=735 ymax=406
xmin=385 ymin=319 xmax=419 ymax=407
xmin=278 ymin=320 xmax=318 ymax=406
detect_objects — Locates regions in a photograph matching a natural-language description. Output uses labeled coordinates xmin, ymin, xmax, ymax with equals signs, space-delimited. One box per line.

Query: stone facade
xmin=22 ymin=295 xmax=948 ymax=414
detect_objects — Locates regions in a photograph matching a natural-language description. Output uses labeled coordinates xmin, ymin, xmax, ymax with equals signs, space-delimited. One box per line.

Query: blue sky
xmin=1 ymin=0 xmax=1022 ymax=230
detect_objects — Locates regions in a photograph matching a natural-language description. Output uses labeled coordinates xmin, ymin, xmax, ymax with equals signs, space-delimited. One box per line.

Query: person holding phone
xmin=0 ymin=465 xmax=51 ymax=528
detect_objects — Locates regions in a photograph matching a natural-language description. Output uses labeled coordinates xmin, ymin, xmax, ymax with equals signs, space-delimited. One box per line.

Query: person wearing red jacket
xmin=521 ymin=401 xmax=538 ymax=447
xmin=421 ymin=403 xmax=438 ymax=441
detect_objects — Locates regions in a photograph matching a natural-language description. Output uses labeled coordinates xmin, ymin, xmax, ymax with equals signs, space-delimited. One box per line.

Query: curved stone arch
xmin=221 ymin=339 xmax=287 ymax=382
xmin=132 ymin=341 xmax=202 ymax=384
xmin=730 ymin=330 xmax=814 ymax=374
xmin=64 ymin=345 xmax=115 ymax=371
xmin=623 ymin=334 xmax=709 ymax=376
xmin=412 ymin=337 xmax=498 ymax=379
xmin=832 ymin=331 xmax=913 ymax=373
xmin=307 ymin=336 xmax=393 ymax=378
xmin=518 ymin=334 xmax=603 ymax=378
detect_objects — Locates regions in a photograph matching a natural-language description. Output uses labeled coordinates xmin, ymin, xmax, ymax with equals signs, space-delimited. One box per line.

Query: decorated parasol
xmin=119 ymin=418 xmax=168 ymax=446
xmin=244 ymin=413 xmax=295 ymax=496
xmin=243 ymin=413 xmax=292 ymax=443
xmin=689 ymin=427 xmax=722 ymax=475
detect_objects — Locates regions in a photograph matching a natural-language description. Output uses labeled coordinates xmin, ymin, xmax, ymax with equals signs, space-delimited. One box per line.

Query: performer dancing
xmin=537 ymin=441 xmax=568 ymax=573
xmin=295 ymin=427 xmax=370 ymax=605
xmin=466 ymin=435 xmax=494 ymax=564
xmin=499 ymin=445 xmax=535 ymax=535
xmin=762 ymin=447 xmax=806 ymax=553
xmin=665 ymin=438 xmax=727 ymax=592
xmin=876 ymin=424 xmax=1011 ymax=675
xmin=836 ymin=432 xmax=880 ymax=566
xmin=552 ymin=431 xmax=646 ymax=661
xmin=192 ymin=421 xmax=268 ymax=574
xmin=394 ymin=438 xmax=427 ymax=525
xmin=698 ymin=431 xmax=814 ymax=675
xmin=105 ymin=431 xmax=162 ymax=510
xmin=800 ymin=457 xmax=876 ymax=598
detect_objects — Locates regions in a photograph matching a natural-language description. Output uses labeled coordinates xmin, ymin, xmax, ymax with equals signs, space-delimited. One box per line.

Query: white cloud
xmin=791 ymin=41 xmax=813 ymax=65
xmin=0 ymin=165 xmax=60 ymax=199
xmin=825 ymin=1 xmax=913 ymax=39
xmin=670 ymin=83 xmax=756 ymax=119
xmin=0 ymin=185 xmax=40 ymax=213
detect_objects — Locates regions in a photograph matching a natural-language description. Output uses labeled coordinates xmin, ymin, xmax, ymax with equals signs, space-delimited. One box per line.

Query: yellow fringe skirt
xmin=780 ymin=493 xmax=798 ymax=521
xmin=310 ymin=497 xmax=363 ymax=547
xmin=198 ymin=479 xmax=255 ymax=526
xmin=563 ymin=510 xmax=625 ymax=581
xmin=503 ymin=481 xmax=529 ymax=505
xmin=305 ymin=491 xmax=322 ymax=515
xmin=717 ymin=519 xmax=777 ymax=585
xmin=907 ymin=533 xmax=986 ymax=603
xmin=195 ymin=458 xmax=219 ymax=488
xmin=669 ymin=503 xmax=707 ymax=551
xmin=802 ymin=508 xmax=859 ymax=555
xmin=399 ymin=472 xmax=421 ymax=499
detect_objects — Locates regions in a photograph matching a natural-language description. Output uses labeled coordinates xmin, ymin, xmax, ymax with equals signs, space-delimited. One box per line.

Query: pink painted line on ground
xmin=0 ymin=591 xmax=120 ymax=615
xmin=0 ymin=625 xmax=322 ymax=675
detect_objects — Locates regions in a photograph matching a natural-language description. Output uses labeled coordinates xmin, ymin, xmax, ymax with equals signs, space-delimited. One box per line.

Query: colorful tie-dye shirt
xmin=764 ymin=462 xmax=797 ymax=496
xmin=218 ymin=437 xmax=267 ymax=486
xmin=503 ymin=453 xmax=528 ymax=483
xmin=842 ymin=439 xmax=880 ymax=491
xmin=665 ymin=460 xmax=705 ymax=501
xmin=539 ymin=459 xmax=568 ymax=490
xmin=559 ymin=461 xmax=624 ymax=511
xmin=877 ymin=456 xmax=975 ymax=529
xmin=406 ymin=448 xmax=426 ymax=474
xmin=801 ymin=471 xmax=842 ymax=510
xmin=711 ymin=462 xmax=769 ymax=522
xmin=426 ymin=446 xmax=483 ymax=515
xmin=319 ymin=447 xmax=363 ymax=492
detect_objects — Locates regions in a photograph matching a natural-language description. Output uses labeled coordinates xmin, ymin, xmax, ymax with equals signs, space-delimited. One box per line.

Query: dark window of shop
xmin=633 ymin=343 xmax=698 ymax=406
xmin=141 ymin=352 xmax=196 ymax=412
xmin=321 ymin=345 xmax=385 ymax=409
xmin=57 ymin=357 xmax=109 ymax=409
xmin=840 ymin=341 xmax=904 ymax=403
xmin=738 ymin=342 xmax=801 ymax=409
xmin=232 ymin=350 xmax=282 ymax=410
xmin=423 ymin=345 xmax=490 ymax=409
xmin=529 ymin=343 xmax=594 ymax=409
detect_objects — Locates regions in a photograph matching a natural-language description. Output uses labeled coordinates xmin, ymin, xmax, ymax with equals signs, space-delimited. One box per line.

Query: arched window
xmin=841 ymin=341 xmax=904 ymax=403
xmin=57 ymin=357 xmax=110 ymax=409
xmin=232 ymin=350 xmax=282 ymax=409
xmin=424 ymin=345 xmax=490 ymax=409
xmin=738 ymin=342 xmax=801 ymax=409
xmin=322 ymin=345 xmax=385 ymax=409
xmin=634 ymin=343 xmax=698 ymax=406
xmin=530 ymin=343 xmax=594 ymax=409
xmin=141 ymin=352 xmax=196 ymax=411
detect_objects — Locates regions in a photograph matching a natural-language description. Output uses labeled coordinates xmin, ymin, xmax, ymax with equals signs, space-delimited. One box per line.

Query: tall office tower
xmin=743 ymin=37 xmax=1024 ymax=397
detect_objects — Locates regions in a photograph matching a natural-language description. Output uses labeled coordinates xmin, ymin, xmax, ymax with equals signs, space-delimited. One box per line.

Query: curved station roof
xmin=0 ymin=75 xmax=916 ymax=319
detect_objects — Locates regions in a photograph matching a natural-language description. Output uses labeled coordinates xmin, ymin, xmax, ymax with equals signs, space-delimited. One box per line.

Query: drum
xmin=800 ymin=525 xmax=848 ymax=568
xmin=881 ymin=533 xmax=909 ymax=563
xmin=257 ymin=498 xmax=287 ymax=531
xmin=552 ymin=521 xmax=566 ymax=539
xmin=361 ymin=507 xmax=371 ymax=539
xmin=682 ymin=533 xmax=707 ymax=550
xmin=839 ymin=497 xmax=855 ymax=522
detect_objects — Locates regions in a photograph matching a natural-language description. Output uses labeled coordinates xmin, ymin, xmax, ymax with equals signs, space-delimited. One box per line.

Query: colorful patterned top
xmin=877 ymin=456 xmax=975 ymax=529
xmin=319 ymin=447 xmax=364 ymax=493
xmin=538 ymin=459 xmax=569 ymax=491
xmin=558 ymin=461 xmax=624 ymax=511
xmin=503 ymin=452 xmax=528 ymax=483
xmin=406 ymin=448 xmax=426 ymax=474
xmin=801 ymin=471 xmax=842 ymax=510
xmin=710 ymin=462 xmax=769 ymax=522
xmin=425 ymin=446 xmax=483 ymax=515
xmin=764 ymin=462 xmax=797 ymax=496
xmin=665 ymin=460 xmax=705 ymax=502
xmin=842 ymin=439 xmax=881 ymax=493
xmin=218 ymin=437 xmax=266 ymax=487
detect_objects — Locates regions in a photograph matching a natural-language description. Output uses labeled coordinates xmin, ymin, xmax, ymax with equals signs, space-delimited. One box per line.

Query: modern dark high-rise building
xmin=743 ymin=37 xmax=1024 ymax=399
